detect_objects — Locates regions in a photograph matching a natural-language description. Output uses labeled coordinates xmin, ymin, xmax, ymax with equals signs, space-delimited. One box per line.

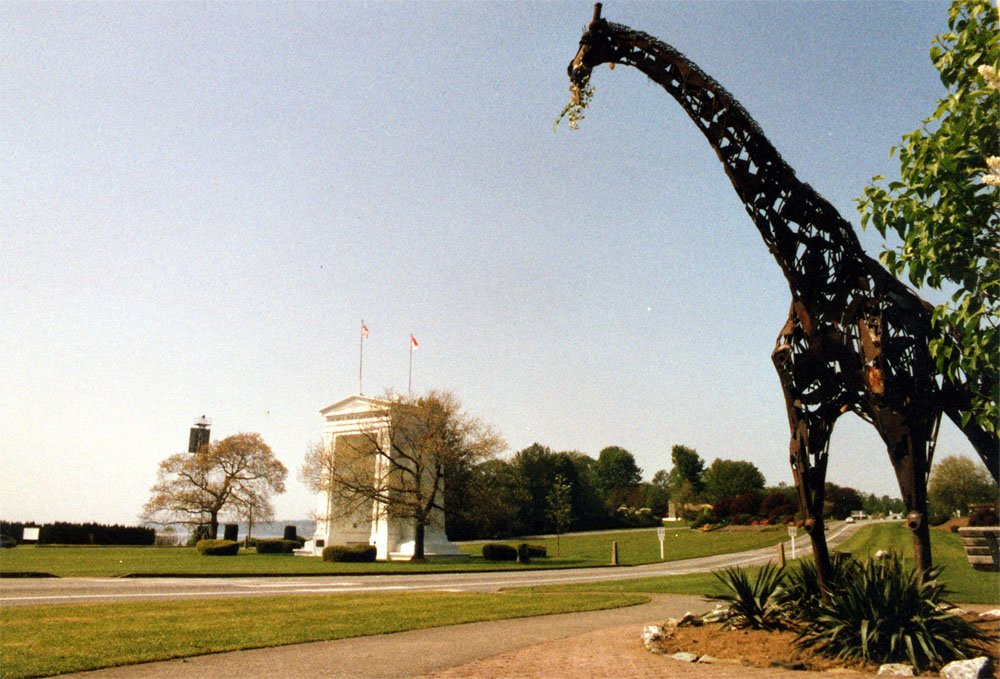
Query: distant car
xmin=845 ymin=516 xmax=855 ymax=523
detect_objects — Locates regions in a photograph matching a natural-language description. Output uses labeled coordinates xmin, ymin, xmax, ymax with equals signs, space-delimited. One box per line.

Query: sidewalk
xmin=66 ymin=594 xmax=865 ymax=678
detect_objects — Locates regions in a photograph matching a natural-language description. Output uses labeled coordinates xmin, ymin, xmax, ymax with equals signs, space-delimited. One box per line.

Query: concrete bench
xmin=958 ymin=526 xmax=1000 ymax=572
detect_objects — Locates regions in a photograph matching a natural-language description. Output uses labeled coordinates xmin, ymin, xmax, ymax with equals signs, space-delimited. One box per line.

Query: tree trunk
xmin=411 ymin=521 xmax=426 ymax=561
xmin=209 ymin=513 xmax=219 ymax=540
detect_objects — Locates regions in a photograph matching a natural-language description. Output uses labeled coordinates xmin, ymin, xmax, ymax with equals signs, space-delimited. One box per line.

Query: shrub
xmin=793 ymin=553 xmax=992 ymax=670
xmin=730 ymin=492 xmax=764 ymax=517
xmin=691 ymin=509 xmax=713 ymax=529
xmin=322 ymin=544 xmax=377 ymax=562
xmin=968 ymin=506 xmax=998 ymax=527
xmin=711 ymin=497 xmax=734 ymax=521
xmin=283 ymin=525 xmax=298 ymax=541
xmin=776 ymin=552 xmax=859 ymax=620
xmin=730 ymin=513 xmax=755 ymax=526
xmin=255 ymin=539 xmax=299 ymax=554
xmin=196 ymin=539 xmax=240 ymax=556
xmin=481 ymin=543 xmax=518 ymax=561
xmin=761 ymin=491 xmax=796 ymax=517
xmin=524 ymin=544 xmax=547 ymax=558
xmin=707 ymin=563 xmax=787 ymax=630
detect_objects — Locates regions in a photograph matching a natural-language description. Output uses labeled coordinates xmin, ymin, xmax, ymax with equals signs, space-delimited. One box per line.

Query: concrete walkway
xmin=64 ymin=594 xmax=868 ymax=678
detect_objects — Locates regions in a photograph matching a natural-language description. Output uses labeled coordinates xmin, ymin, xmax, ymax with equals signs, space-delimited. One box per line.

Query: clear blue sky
xmin=2 ymin=0 xmax=978 ymax=524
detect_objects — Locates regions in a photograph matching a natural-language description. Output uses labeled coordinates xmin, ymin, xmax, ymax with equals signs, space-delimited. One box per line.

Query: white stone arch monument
xmin=304 ymin=394 xmax=464 ymax=560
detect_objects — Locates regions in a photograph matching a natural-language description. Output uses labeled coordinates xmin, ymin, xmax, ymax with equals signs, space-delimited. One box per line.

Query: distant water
xmin=157 ymin=519 xmax=315 ymax=543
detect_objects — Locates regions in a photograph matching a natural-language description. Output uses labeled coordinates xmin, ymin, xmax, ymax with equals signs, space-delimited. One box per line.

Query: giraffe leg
xmin=772 ymin=330 xmax=837 ymax=592
xmin=880 ymin=414 xmax=934 ymax=578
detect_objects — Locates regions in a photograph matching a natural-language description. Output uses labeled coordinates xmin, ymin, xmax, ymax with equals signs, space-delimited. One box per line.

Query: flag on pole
xmin=410 ymin=334 xmax=419 ymax=350
xmin=361 ymin=321 xmax=369 ymax=339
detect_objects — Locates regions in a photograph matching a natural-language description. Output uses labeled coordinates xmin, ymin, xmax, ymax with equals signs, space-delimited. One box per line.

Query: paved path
xmin=1 ymin=522 xmax=858 ymax=607
xmin=63 ymin=594 xmax=867 ymax=678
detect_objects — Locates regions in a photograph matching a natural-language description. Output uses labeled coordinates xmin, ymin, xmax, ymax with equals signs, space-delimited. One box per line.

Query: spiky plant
xmin=793 ymin=553 xmax=993 ymax=670
xmin=707 ymin=563 xmax=787 ymax=630
xmin=776 ymin=552 xmax=860 ymax=621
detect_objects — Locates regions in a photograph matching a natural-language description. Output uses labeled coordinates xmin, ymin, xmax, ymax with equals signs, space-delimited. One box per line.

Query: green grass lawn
xmin=0 ymin=526 xmax=792 ymax=577
xmin=836 ymin=522 xmax=999 ymax=604
xmin=0 ymin=590 xmax=647 ymax=678
xmin=526 ymin=523 xmax=999 ymax=605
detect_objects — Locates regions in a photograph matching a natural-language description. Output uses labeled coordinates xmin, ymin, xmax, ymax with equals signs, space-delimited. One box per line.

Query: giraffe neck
xmin=573 ymin=21 xmax=871 ymax=315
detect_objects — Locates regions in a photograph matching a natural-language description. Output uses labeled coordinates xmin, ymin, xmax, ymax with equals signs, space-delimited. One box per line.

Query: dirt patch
xmin=648 ymin=615 xmax=999 ymax=674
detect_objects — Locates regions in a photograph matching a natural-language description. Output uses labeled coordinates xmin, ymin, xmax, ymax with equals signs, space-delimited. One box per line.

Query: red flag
xmin=410 ymin=334 xmax=419 ymax=350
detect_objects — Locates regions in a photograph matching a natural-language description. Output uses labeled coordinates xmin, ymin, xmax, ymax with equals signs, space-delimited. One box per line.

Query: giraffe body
xmin=568 ymin=6 xmax=997 ymax=586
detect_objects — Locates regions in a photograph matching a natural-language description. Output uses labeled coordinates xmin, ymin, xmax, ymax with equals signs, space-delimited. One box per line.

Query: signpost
xmin=657 ymin=526 xmax=666 ymax=561
xmin=788 ymin=525 xmax=797 ymax=560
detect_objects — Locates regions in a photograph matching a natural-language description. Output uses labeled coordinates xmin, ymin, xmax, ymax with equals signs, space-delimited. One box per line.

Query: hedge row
xmin=322 ymin=544 xmax=377 ymax=562
xmin=196 ymin=539 xmax=240 ymax=556
xmin=254 ymin=539 xmax=300 ymax=554
xmin=481 ymin=543 xmax=546 ymax=561
xmin=0 ymin=521 xmax=155 ymax=545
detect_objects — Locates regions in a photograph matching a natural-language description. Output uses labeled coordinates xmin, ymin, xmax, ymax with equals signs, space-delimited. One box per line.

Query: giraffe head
xmin=567 ymin=3 xmax=615 ymax=89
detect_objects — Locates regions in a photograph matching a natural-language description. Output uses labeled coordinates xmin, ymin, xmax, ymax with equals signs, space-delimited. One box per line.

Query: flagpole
xmin=408 ymin=337 xmax=413 ymax=395
xmin=359 ymin=320 xmax=365 ymax=395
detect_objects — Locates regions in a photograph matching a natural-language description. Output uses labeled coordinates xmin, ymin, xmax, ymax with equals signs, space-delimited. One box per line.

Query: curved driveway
xmin=0 ymin=522 xmax=858 ymax=607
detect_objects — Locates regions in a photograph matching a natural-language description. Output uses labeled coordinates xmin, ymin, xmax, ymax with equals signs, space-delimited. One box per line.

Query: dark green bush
xmin=776 ymin=552 xmax=859 ymax=621
xmin=481 ymin=543 xmax=517 ymax=561
xmin=255 ymin=539 xmax=299 ymax=554
xmin=524 ymin=544 xmax=547 ymax=558
xmin=707 ymin=563 xmax=787 ymax=630
xmin=196 ymin=539 xmax=240 ymax=556
xmin=793 ymin=553 xmax=991 ymax=670
xmin=322 ymin=544 xmax=377 ymax=562
xmin=968 ymin=506 xmax=998 ymax=526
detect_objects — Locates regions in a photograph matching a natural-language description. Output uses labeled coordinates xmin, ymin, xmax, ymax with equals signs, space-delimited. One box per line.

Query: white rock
xmin=940 ymin=657 xmax=993 ymax=679
xmin=671 ymin=652 xmax=699 ymax=663
xmin=641 ymin=625 xmax=663 ymax=643
xmin=677 ymin=612 xmax=703 ymax=627
xmin=977 ymin=609 xmax=1000 ymax=619
xmin=877 ymin=663 xmax=915 ymax=676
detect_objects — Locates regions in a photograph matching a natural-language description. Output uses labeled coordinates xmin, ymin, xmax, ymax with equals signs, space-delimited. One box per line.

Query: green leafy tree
xmin=546 ymin=474 xmax=574 ymax=556
xmin=703 ymin=459 xmax=767 ymax=503
xmin=928 ymin=454 xmax=998 ymax=517
xmin=666 ymin=445 xmax=706 ymax=495
xmin=858 ymin=0 xmax=999 ymax=464
xmin=592 ymin=446 xmax=642 ymax=498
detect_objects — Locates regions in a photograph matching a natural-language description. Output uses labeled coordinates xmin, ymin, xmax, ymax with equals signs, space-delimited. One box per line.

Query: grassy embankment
xmin=525 ymin=522 xmax=999 ymax=605
xmin=0 ymin=525 xmax=791 ymax=577
xmin=0 ymin=590 xmax=646 ymax=678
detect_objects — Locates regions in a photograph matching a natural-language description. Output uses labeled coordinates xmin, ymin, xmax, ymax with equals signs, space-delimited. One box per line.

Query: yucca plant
xmin=707 ymin=562 xmax=787 ymax=630
xmin=776 ymin=552 xmax=860 ymax=621
xmin=793 ymin=553 xmax=992 ymax=670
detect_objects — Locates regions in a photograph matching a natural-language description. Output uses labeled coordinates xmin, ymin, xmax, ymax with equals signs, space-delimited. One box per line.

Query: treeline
xmin=445 ymin=442 xmax=906 ymax=540
xmin=0 ymin=521 xmax=155 ymax=545
xmin=445 ymin=443 xmax=668 ymax=540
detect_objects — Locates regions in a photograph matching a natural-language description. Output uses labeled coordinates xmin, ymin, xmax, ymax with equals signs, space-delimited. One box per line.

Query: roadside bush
xmin=481 ymin=543 xmax=518 ymax=561
xmin=255 ymin=539 xmax=299 ymax=555
xmin=730 ymin=513 xmax=755 ymax=526
xmin=730 ymin=492 xmax=763 ymax=517
xmin=761 ymin=492 xmax=796 ymax=518
xmin=196 ymin=539 xmax=240 ymax=556
xmin=968 ymin=505 xmax=998 ymax=527
xmin=793 ymin=553 xmax=991 ymax=670
xmin=322 ymin=544 xmax=377 ymax=562
xmin=690 ymin=509 xmax=713 ymax=529
xmin=710 ymin=497 xmax=734 ymax=521
xmin=0 ymin=520 xmax=155 ymax=545
xmin=524 ymin=544 xmax=546 ymax=558
xmin=707 ymin=563 xmax=787 ymax=630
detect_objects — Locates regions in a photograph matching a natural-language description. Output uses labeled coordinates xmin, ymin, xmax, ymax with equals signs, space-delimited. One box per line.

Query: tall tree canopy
xmin=928 ymin=454 xmax=998 ymax=517
xmin=592 ymin=446 xmax=642 ymax=495
xmin=703 ymin=459 xmax=767 ymax=503
xmin=667 ymin=444 xmax=706 ymax=495
xmin=858 ymin=0 xmax=999 ymax=444
xmin=143 ymin=432 xmax=286 ymax=539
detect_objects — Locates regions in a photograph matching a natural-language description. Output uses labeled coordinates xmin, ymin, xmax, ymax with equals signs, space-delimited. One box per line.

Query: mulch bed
xmin=648 ymin=615 xmax=1000 ymax=675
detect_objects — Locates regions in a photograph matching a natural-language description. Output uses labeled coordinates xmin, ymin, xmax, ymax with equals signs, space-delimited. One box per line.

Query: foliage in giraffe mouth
xmin=555 ymin=74 xmax=595 ymax=131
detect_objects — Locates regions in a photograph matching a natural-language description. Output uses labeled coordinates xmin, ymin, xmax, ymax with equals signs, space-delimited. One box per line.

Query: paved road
xmin=1 ymin=522 xmax=858 ymax=607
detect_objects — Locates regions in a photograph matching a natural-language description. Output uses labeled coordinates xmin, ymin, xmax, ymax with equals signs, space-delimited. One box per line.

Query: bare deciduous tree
xmin=143 ymin=432 xmax=287 ymax=539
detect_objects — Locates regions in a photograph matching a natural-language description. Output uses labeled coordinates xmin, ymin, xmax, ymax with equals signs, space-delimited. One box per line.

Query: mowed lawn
xmin=526 ymin=522 xmax=999 ymax=605
xmin=0 ymin=590 xmax=647 ymax=678
xmin=0 ymin=526 xmax=793 ymax=577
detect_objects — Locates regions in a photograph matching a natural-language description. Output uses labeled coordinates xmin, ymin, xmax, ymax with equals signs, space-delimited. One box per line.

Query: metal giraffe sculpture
xmin=568 ymin=4 xmax=998 ymax=587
